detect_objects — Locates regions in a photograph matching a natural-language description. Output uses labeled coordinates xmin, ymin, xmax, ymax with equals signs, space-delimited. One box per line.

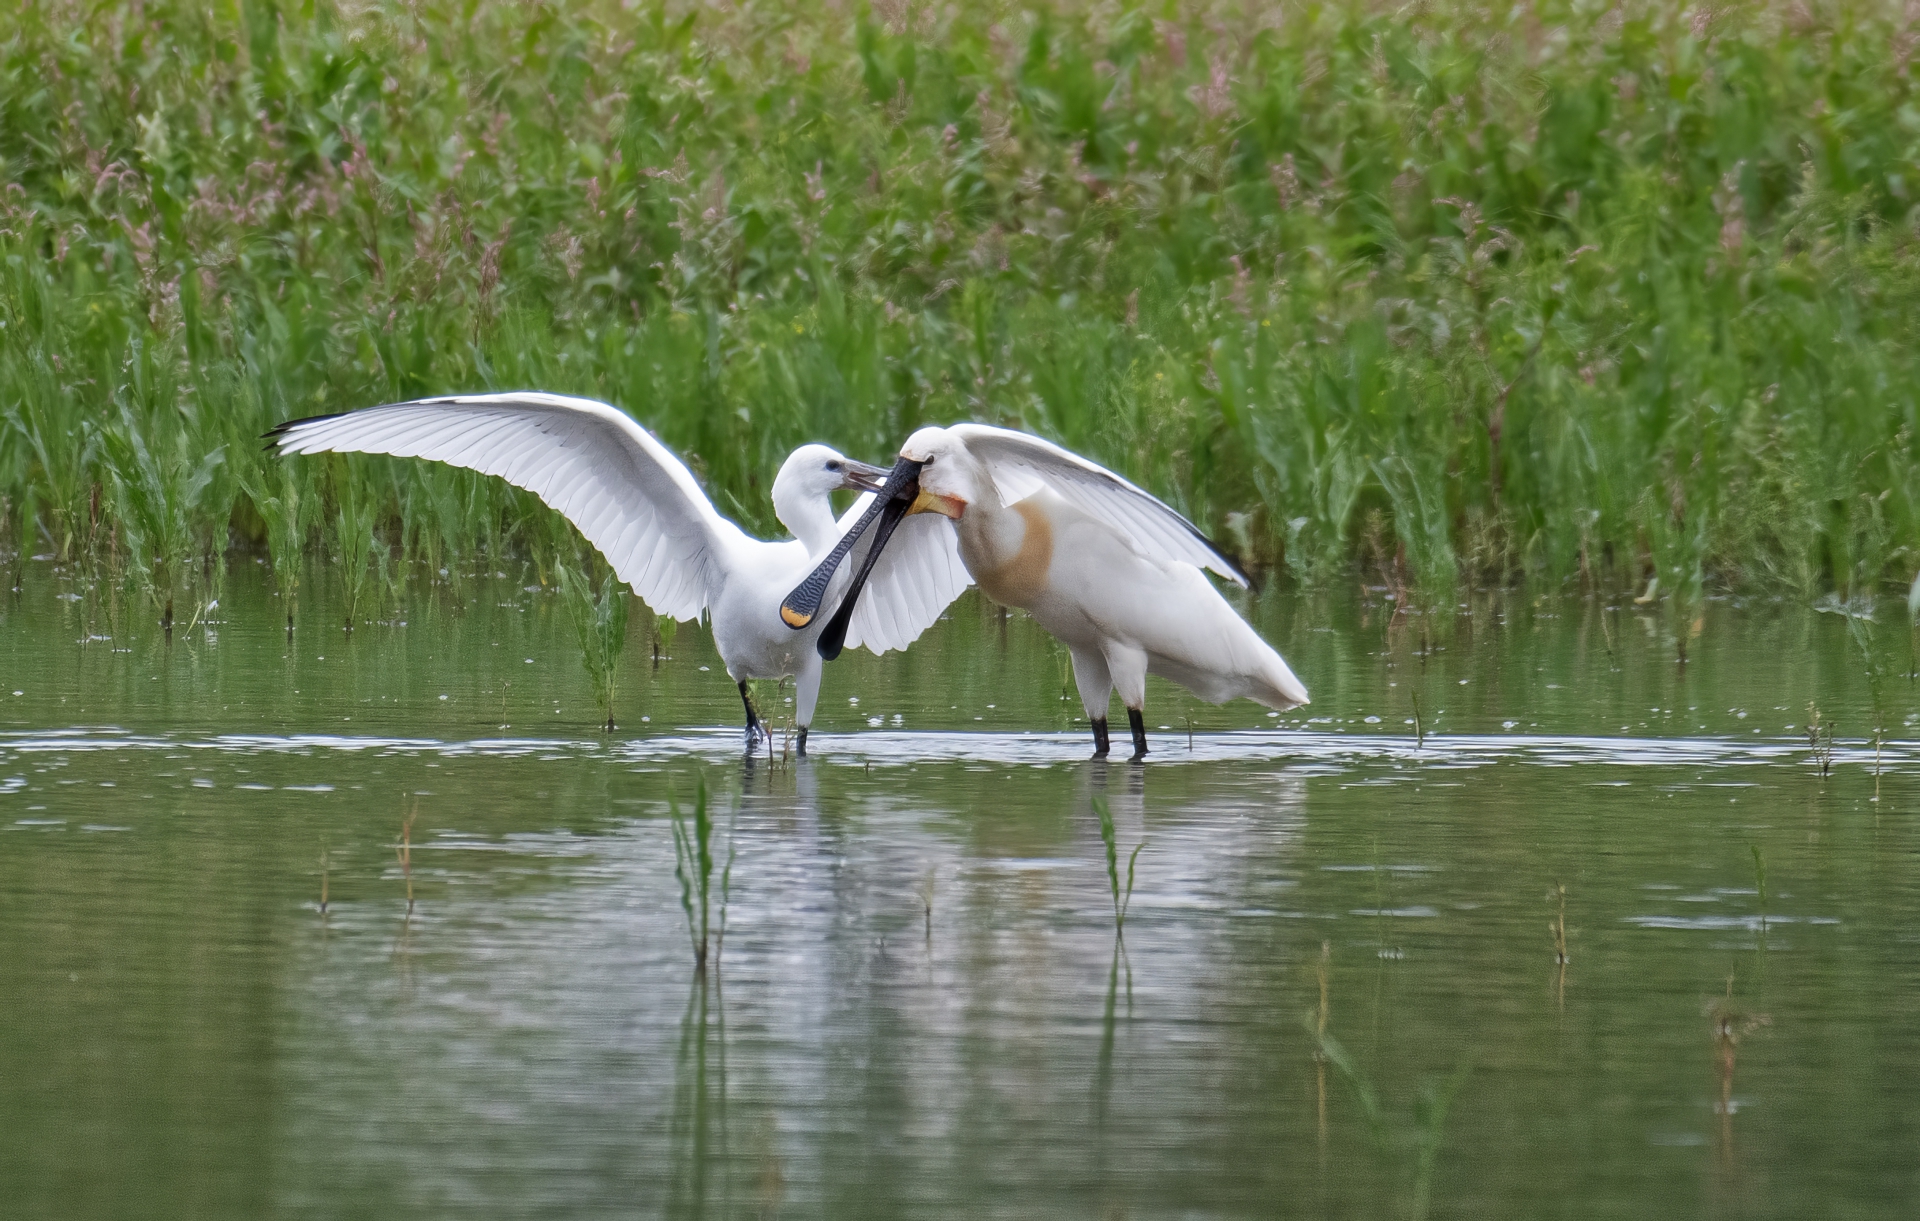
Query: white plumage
xmin=269 ymin=392 xmax=970 ymax=748
xmin=828 ymin=423 xmax=1309 ymax=761
xmin=947 ymin=424 xmax=1248 ymax=585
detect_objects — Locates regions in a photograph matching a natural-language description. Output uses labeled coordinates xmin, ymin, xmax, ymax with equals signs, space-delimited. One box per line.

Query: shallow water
xmin=4 ymin=559 xmax=1920 ymax=1219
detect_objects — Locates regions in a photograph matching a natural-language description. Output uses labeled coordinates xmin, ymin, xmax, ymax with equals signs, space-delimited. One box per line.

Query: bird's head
xmin=899 ymin=427 xmax=969 ymax=520
xmin=775 ymin=444 xmax=893 ymax=501
xmin=770 ymin=444 xmax=894 ymax=555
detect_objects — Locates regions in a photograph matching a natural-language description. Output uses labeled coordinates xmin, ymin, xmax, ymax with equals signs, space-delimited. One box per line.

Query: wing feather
xmin=948 ymin=422 xmax=1247 ymax=585
xmin=830 ymin=496 xmax=974 ymax=655
xmin=437 ymin=419 xmax=502 ymax=468
xmin=608 ymin=516 xmax=646 ymax=575
xmin=269 ymin=392 xmax=746 ymax=620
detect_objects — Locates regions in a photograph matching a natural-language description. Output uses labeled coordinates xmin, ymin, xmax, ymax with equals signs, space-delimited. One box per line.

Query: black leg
xmin=1090 ymin=717 xmax=1110 ymax=758
xmin=796 ymin=726 xmax=809 ymax=757
xmin=739 ymin=681 xmax=761 ymax=745
xmin=1127 ymin=709 xmax=1148 ymax=762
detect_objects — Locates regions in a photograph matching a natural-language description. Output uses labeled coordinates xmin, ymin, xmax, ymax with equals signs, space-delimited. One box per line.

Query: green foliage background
xmin=3 ymin=0 xmax=1919 ymax=618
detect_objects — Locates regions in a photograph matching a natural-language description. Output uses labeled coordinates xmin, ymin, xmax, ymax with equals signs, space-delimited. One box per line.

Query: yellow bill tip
xmin=781 ymin=606 xmax=813 ymax=628
xmin=910 ymin=490 xmax=965 ymax=519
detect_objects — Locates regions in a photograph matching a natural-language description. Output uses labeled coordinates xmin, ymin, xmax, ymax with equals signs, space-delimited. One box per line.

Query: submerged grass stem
xmin=1093 ymin=794 xmax=1144 ymax=936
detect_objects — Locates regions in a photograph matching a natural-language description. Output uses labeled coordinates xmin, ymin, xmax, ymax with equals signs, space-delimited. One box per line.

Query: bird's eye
xmin=921 ymin=455 xmax=934 ymax=466
xmin=825 ymin=460 xmax=842 ymax=472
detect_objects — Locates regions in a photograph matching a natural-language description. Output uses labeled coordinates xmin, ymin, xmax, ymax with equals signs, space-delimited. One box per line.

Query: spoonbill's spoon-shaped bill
xmin=783 ymin=453 xmax=925 ymax=633
xmin=812 ymin=462 xmax=923 ymax=662
xmin=811 ymin=422 xmax=1309 ymax=761
xmin=266 ymin=392 xmax=971 ymax=751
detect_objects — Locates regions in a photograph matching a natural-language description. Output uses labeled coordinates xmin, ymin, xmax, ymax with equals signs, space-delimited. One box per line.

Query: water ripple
xmin=1 ymin=725 xmax=1913 ymax=772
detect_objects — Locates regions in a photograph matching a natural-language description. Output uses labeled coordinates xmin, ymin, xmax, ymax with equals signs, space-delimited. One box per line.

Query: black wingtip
xmin=1080 ymin=453 xmax=1252 ymax=585
xmin=1200 ymin=528 xmax=1252 ymax=586
xmin=261 ymin=410 xmax=351 ymax=451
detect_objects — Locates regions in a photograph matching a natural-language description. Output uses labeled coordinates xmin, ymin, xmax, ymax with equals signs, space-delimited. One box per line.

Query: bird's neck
xmin=960 ymin=493 xmax=1054 ymax=610
xmin=776 ymin=489 xmax=842 ymax=558
xmin=954 ymin=475 xmax=1025 ymax=565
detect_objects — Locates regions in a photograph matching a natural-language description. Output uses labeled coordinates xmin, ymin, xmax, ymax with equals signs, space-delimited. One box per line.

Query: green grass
xmin=3 ymin=0 xmax=1919 ymax=616
xmin=557 ymin=554 xmax=631 ymax=731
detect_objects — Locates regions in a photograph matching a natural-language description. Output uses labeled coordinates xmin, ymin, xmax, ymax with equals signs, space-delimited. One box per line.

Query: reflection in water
xmin=1707 ymin=973 xmax=1771 ymax=1181
xmin=398 ymin=800 xmax=419 ymax=918
xmin=5 ymin=568 xmax=1920 ymax=1218
xmin=1315 ymin=940 xmax=1331 ymax=1163
xmin=670 ymin=974 xmax=730 ymax=1218
xmin=319 ymin=843 xmax=332 ymax=918
xmin=1551 ymin=882 xmax=1569 ymax=1013
xmin=1094 ymin=939 xmax=1132 ymax=1135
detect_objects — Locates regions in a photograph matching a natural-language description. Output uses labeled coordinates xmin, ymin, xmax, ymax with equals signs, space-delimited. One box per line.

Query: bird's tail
xmin=1250 ymin=648 xmax=1310 ymax=711
xmin=1146 ymin=630 xmax=1309 ymax=710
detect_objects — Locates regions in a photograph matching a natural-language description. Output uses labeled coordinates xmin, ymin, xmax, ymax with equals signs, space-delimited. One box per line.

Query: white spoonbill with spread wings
xmin=269 ymin=393 xmax=969 ymax=752
xmin=794 ymin=424 xmax=1309 ymax=761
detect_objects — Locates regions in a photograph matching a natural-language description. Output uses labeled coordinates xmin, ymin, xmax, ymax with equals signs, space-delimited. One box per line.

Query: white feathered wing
xmin=829 ymin=494 xmax=973 ymax=655
xmin=268 ymin=392 xmax=747 ymax=622
xmin=948 ymin=422 xmax=1247 ymax=586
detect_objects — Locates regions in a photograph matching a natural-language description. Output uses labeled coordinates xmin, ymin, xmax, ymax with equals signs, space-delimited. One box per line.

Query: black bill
xmin=779 ymin=456 xmax=923 ymax=638
xmin=813 ymin=468 xmax=922 ymax=660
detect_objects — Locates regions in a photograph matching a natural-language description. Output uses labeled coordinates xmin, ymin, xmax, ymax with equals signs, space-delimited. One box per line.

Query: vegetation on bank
xmin=3 ymin=0 xmax=1919 ymax=629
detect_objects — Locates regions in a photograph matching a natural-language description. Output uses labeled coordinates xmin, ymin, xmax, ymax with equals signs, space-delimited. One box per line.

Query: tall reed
xmin=2 ymin=0 xmax=1918 ymax=610
xmin=557 ymin=556 xmax=632 ymax=732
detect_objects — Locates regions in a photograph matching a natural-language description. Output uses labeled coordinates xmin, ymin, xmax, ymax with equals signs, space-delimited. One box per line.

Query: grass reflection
xmin=1094 ymin=940 xmax=1133 ymax=1137
xmin=1550 ymin=883 xmax=1569 ymax=1011
xmin=1707 ymin=972 xmax=1770 ymax=1178
xmin=669 ymin=973 xmax=731 ymax=1219
xmin=1308 ymin=958 xmax=1472 ymax=1221
xmin=670 ymin=777 xmax=736 ymax=976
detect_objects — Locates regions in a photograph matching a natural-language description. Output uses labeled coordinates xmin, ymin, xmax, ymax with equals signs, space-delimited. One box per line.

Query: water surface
xmin=4 ymin=560 xmax=1919 ymax=1218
